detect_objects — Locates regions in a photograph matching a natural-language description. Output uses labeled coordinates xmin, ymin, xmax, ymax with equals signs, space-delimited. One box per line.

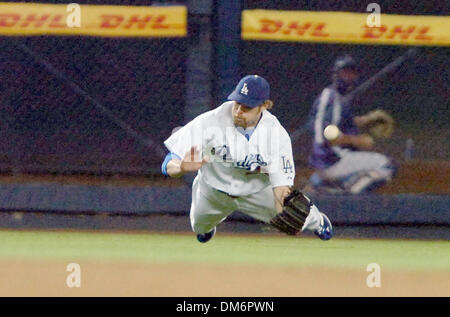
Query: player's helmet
xmin=332 ymin=55 xmax=359 ymax=95
xmin=333 ymin=55 xmax=357 ymax=73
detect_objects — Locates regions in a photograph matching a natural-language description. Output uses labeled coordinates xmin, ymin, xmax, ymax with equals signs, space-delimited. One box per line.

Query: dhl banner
xmin=242 ymin=10 xmax=450 ymax=46
xmin=0 ymin=2 xmax=187 ymax=37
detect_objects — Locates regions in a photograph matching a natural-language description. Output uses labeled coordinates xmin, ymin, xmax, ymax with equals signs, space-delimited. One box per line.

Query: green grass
xmin=0 ymin=230 xmax=449 ymax=271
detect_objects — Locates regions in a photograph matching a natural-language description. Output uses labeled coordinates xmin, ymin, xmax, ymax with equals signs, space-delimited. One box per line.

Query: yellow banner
xmin=0 ymin=2 xmax=187 ymax=37
xmin=242 ymin=10 xmax=450 ymax=46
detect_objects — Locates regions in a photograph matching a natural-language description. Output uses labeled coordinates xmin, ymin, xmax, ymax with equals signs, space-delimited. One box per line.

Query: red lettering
xmin=124 ymin=15 xmax=152 ymax=29
xmin=386 ymin=26 xmax=415 ymax=40
xmin=48 ymin=15 xmax=66 ymax=28
xmin=260 ymin=19 xmax=283 ymax=33
xmin=415 ymin=26 xmax=432 ymax=40
xmin=0 ymin=14 xmax=20 ymax=27
xmin=283 ymin=22 xmax=311 ymax=35
xmin=20 ymin=14 xmax=50 ymax=28
xmin=311 ymin=23 xmax=328 ymax=37
xmin=152 ymin=15 xmax=169 ymax=29
xmin=100 ymin=15 xmax=124 ymax=28
xmin=362 ymin=25 xmax=387 ymax=38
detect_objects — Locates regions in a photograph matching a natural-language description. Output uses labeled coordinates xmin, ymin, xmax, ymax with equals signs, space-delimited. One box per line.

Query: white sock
xmin=301 ymin=204 xmax=323 ymax=232
xmin=349 ymin=170 xmax=390 ymax=194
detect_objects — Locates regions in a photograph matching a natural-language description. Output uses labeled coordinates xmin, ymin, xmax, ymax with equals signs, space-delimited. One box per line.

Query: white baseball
xmin=323 ymin=125 xmax=341 ymax=141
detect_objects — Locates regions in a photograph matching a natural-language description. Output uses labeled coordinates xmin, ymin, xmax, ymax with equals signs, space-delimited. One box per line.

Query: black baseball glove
xmin=269 ymin=190 xmax=312 ymax=235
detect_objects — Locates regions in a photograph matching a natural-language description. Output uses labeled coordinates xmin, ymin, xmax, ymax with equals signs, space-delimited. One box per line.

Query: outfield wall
xmin=0 ymin=183 xmax=448 ymax=225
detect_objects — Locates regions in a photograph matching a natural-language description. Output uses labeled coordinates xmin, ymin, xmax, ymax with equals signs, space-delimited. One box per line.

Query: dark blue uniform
xmin=307 ymin=86 xmax=395 ymax=193
xmin=308 ymin=86 xmax=358 ymax=169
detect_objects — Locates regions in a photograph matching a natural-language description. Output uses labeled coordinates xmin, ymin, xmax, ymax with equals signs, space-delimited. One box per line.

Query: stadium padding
xmin=0 ymin=183 xmax=448 ymax=225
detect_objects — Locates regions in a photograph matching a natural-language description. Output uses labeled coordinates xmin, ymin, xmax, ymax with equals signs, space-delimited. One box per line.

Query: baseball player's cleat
xmin=196 ymin=227 xmax=216 ymax=243
xmin=314 ymin=212 xmax=333 ymax=241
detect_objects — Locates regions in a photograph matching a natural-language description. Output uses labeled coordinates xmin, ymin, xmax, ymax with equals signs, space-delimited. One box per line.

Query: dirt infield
xmin=1 ymin=259 xmax=448 ymax=297
xmin=1 ymin=230 xmax=448 ymax=297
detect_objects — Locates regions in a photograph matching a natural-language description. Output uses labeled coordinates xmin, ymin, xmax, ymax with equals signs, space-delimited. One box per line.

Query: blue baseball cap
xmin=227 ymin=75 xmax=270 ymax=108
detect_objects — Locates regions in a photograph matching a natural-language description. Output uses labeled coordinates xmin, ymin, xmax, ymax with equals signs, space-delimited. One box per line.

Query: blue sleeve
xmin=340 ymin=107 xmax=359 ymax=135
xmin=323 ymin=104 xmax=334 ymax=127
xmin=310 ymin=91 xmax=334 ymax=144
xmin=161 ymin=152 xmax=182 ymax=176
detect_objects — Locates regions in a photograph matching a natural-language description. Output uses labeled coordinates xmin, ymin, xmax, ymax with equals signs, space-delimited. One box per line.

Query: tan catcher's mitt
xmin=362 ymin=109 xmax=395 ymax=138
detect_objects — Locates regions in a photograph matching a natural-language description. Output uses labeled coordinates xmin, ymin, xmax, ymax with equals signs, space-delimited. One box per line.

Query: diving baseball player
xmin=307 ymin=55 xmax=396 ymax=194
xmin=162 ymin=75 xmax=333 ymax=243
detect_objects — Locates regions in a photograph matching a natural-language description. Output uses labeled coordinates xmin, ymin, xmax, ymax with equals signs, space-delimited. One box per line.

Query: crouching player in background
xmin=308 ymin=55 xmax=396 ymax=194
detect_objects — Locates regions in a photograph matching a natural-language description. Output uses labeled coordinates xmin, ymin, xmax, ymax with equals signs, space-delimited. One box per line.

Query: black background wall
xmin=0 ymin=0 xmax=448 ymax=174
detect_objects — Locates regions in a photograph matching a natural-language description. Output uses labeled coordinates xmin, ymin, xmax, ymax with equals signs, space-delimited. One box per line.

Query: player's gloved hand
xmin=270 ymin=190 xmax=312 ymax=235
xmin=180 ymin=147 xmax=209 ymax=173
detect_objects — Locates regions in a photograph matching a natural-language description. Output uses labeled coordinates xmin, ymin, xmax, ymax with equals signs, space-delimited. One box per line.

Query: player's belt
xmin=216 ymin=189 xmax=239 ymax=199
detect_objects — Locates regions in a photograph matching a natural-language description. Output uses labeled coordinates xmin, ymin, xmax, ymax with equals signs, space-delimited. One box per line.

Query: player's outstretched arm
xmin=166 ymin=147 xmax=209 ymax=178
xmin=323 ymin=125 xmax=374 ymax=150
xmin=330 ymin=133 xmax=374 ymax=150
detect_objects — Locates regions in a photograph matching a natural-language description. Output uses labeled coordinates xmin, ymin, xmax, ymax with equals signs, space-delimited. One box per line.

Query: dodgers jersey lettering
xmin=164 ymin=101 xmax=295 ymax=196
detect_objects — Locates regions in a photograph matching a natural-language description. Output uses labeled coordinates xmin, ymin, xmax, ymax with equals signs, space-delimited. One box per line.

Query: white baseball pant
xmin=320 ymin=149 xmax=394 ymax=193
xmin=190 ymin=176 xmax=322 ymax=234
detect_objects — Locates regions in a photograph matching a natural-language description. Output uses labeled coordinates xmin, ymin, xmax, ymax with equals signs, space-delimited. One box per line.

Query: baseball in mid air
xmin=323 ymin=124 xmax=341 ymax=141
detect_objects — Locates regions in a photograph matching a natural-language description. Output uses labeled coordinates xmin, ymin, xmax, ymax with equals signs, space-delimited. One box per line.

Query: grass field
xmin=0 ymin=229 xmax=449 ymax=296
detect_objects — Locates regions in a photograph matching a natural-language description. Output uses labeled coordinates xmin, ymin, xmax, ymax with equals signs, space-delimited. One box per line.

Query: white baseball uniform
xmin=164 ymin=101 xmax=321 ymax=234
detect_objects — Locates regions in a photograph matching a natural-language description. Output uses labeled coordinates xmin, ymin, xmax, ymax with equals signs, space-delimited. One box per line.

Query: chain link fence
xmin=0 ymin=0 xmax=188 ymax=175
xmin=0 ymin=0 xmax=448 ymax=195
xmin=241 ymin=1 xmax=449 ymax=163
xmin=240 ymin=1 xmax=449 ymax=193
